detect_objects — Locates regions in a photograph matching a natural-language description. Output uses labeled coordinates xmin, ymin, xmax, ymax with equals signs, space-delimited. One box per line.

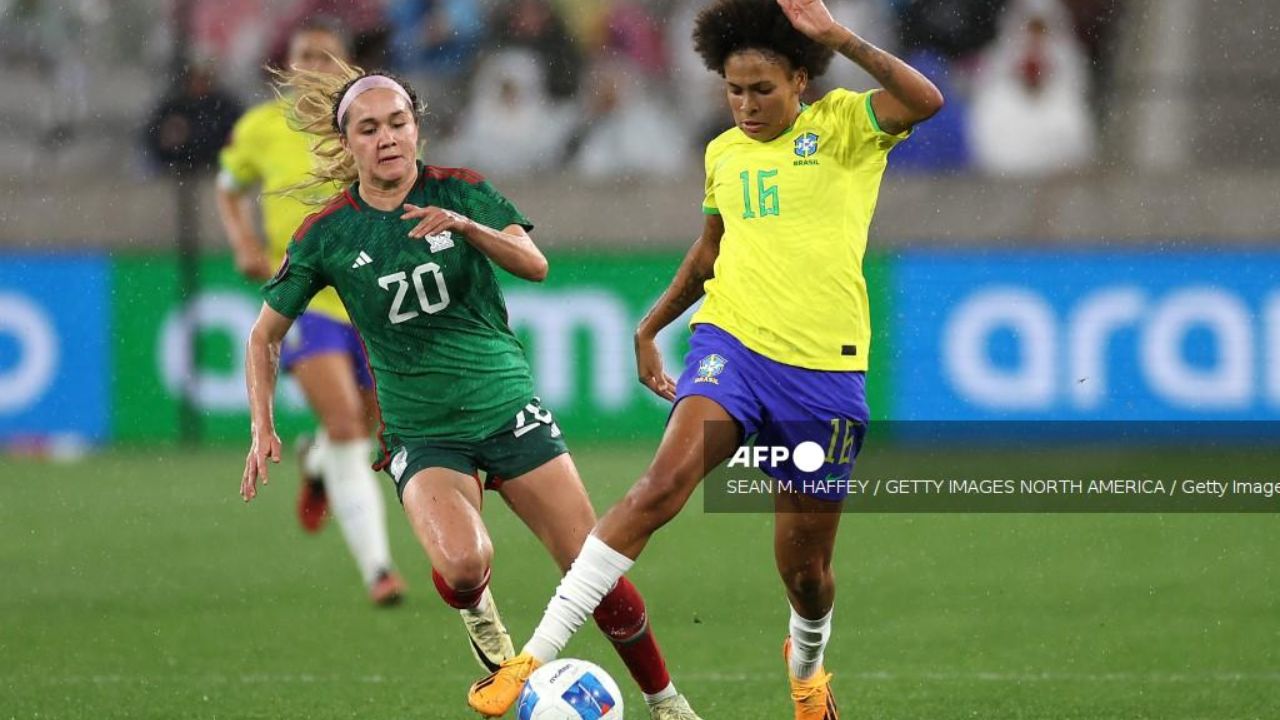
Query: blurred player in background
xmin=468 ymin=1 xmax=943 ymax=718
xmin=215 ymin=20 xmax=405 ymax=606
xmin=238 ymin=63 xmax=702 ymax=719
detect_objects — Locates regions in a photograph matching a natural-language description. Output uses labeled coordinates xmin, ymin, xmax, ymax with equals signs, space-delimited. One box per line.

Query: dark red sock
xmin=431 ymin=567 xmax=489 ymax=610
xmin=593 ymin=577 xmax=671 ymax=695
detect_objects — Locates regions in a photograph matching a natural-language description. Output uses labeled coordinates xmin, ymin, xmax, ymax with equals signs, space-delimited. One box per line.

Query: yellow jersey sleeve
xmin=822 ymin=88 xmax=911 ymax=164
xmin=218 ymin=105 xmax=269 ymax=189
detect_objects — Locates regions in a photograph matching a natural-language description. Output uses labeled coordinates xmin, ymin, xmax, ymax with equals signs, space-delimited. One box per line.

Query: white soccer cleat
xmin=648 ymin=693 xmax=704 ymax=720
xmin=460 ymin=587 xmax=515 ymax=672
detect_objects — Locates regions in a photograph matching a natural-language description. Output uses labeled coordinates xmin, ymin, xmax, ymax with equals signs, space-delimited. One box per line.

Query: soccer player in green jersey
xmin=238 ymin=62 xmax=702 ymax=719
xmin=216 ymin=19 xmax=406 ymax=608
xmin=468 ymin=2 xmax=943 ymax=719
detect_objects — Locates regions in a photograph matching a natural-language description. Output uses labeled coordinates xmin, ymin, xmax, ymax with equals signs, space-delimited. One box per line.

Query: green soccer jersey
xmin=263 ymin=163 xmax=536 ymax=444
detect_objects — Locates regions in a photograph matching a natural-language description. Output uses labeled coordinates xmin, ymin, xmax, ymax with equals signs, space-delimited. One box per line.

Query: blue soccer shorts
xmin=673 ymin=323 xmax=869 ymax=502
xmin=280 ymin=311 xmax=374 ymax=389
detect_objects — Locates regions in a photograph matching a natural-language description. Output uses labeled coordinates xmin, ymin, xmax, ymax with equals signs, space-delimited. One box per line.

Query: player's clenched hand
xmin=241 ymin=427 xmax=282 ymax=502
xmin=635 ymin=333 xmax=676 ymax=402
xmin=401 ymin=204 xmax=477 ymax=240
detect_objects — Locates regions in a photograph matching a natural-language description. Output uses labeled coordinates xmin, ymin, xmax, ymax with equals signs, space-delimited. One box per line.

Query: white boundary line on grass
xmin=686 ymin=670 xmax=1280 ymax=683
xmin=9 ymin=671 xmax=1280 ymax=686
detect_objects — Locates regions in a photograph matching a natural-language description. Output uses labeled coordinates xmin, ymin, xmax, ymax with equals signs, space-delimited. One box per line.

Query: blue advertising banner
xmin=890 ymin=251 xmax=1280 ymax=421
xmin=0 ymin=254 xmax=110 ymax=441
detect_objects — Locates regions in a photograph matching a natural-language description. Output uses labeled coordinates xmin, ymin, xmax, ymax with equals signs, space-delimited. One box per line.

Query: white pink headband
xmin=336 ymin=75 xmax=413 ymax=128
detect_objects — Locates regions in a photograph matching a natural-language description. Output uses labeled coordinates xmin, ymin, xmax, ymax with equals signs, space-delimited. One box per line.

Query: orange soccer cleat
xmin=783 ymin=637 xmax=839 ymax=720
xmin=467 ymin=652 xmax=541 ymax=717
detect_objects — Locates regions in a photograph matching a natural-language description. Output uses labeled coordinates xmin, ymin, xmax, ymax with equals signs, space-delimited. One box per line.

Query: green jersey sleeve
xmin=262 ymin=227 xmax=329 ymax=318
xmin=461 ymin=180 xmax=534 ymax=233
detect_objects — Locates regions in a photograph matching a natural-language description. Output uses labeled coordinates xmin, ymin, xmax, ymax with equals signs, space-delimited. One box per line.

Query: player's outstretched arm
xmin=241 ymin=304 xmax=293 ymax=502
xmin=634 ymin=214 xmax=725 ymax=400
xmin=777 ymin=0 xmax=943 ymax=135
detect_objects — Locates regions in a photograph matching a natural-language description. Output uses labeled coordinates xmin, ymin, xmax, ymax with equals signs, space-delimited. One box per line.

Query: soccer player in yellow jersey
xmin=468 ymin=1 xmax=943 ymax=718
xmin=215 ymin=21 xmax=406 ymax=607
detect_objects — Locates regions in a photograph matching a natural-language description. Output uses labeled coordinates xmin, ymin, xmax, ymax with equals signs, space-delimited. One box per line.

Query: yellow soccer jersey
xmin=692 ymin=88 xmax=908 ymax=371
xmin=219 ymin=99 xmax=347 ymax=322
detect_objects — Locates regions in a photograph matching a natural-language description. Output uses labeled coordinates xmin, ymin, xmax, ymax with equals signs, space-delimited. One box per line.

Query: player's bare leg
xmin=596 ymin=396 xmax=741 ymax=556
xmin=775 ymin=492 xmax=843 ymax=720
xmin=293 ymin=352 xmax=402 ymax=604
xmin=494 ymin=455 xmax=594 ymax=571
xmin=469 ymin=397 xmax=738 ymax=716
xmin=401 ymin=467 xmax=514 ymax=671
xmin=496 ymin=454 xmax=701 ymax=719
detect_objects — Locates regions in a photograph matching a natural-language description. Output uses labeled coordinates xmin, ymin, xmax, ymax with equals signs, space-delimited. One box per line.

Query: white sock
xmin=523 ymin=535 xmax=633 ymax=663
xmin=322 ymin=439 xmax=392 ymax=586
xmin=303 ymin=429 xmax=328 ymax=478
xmin=789 ymin=604 xmax=833 ymax=680
xmin=643 ymin=683 xmax=678 ymax=705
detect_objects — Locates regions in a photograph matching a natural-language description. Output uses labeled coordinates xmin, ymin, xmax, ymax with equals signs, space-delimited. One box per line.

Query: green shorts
xmin=382 ymin=398 xmax=569 ymax=502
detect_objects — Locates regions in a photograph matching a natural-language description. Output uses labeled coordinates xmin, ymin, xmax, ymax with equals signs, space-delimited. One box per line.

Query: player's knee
xmin=432 ymin=561 xmax=491 ymax=610
xmin=321 ymin=409 xmax=366 ymax=442
xmin=434 ymin=545 xmax=492 ymax=593
xmin=780 ymin=563 xmax=830 ymax=603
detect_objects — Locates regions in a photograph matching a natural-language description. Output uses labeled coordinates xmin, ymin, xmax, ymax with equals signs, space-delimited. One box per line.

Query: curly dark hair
xmin=330 ymin=70 xmax=426 ymax=134
xmin=692 ymin=0 xmax=834 ymax=78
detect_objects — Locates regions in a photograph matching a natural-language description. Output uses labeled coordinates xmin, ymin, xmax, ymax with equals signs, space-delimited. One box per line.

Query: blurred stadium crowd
xmin=1 ymin=0 xmax=1122 ymax=182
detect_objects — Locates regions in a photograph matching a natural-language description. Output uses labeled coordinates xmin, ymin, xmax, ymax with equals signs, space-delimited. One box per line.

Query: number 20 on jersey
xmin=378 ymin=263 xmax=451 ymax=324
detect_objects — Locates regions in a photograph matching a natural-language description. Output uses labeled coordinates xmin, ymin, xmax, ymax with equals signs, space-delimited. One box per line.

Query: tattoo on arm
xmin=678 ymin=259 xmax=714 ymax=306
xmin=839 ymin=34 xmax=899 ymax=93
xmin=657 ymin=261 xmax=708 ymax=322
xmin=640 ymin=241 xmax=715 ymax=333
xmin=832 ymin=28 xmax=942 ymax=132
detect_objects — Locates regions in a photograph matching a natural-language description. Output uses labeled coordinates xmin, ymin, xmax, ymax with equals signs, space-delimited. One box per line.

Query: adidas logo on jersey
xmin=351 ymin=251 xmax=373 ymax=268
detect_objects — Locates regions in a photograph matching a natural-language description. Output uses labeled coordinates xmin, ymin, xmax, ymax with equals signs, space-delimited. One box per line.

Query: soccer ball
xmin=515 ymin=658 xmax=624 ymax=720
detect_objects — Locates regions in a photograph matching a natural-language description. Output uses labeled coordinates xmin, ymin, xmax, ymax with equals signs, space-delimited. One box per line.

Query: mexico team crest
xmin=426 ymin=230 xmax=455 ymax=253
xmin=794 ymin=132 xmax=819 ymax=158
xmin=695 ymin=353 xmax=727 ymax=384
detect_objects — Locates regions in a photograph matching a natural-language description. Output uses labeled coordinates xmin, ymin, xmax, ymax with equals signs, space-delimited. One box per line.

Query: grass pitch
xmin=2 ymin=443 xmax=1278 ymax=719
